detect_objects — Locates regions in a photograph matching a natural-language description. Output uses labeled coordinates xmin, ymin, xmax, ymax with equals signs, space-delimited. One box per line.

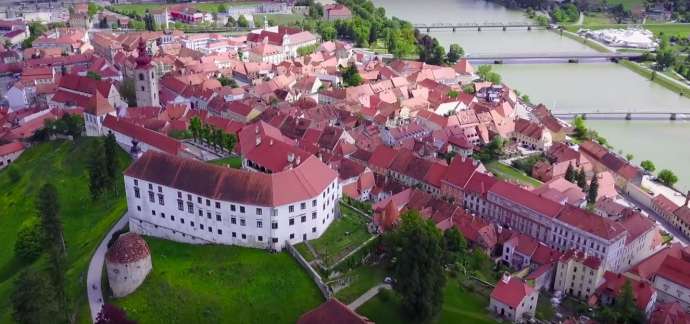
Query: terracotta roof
xmin=595 ymin=271 xmax=655 ymax=311
xmin=106 ymin=233 xmax=150 ymax=264
xmin=489 ymin=181 xmax=564 ymax=218
xmin=650 ymin=302 xmax=690 ymax=324
xmin=442 ymin=157 xmax=479 ymax=188
xmin=124 ymin=151 xmax=337 ymax=207
xmin=368 ymin=145 xmax=398 ymax=170
xmin=0 ymin=141 xmax=24 ymax=156
xmin=556 ymin=207 xmax=626 ymax=240
xmin=491 ymin=276 xmax=535 ymax=308
xmin=656 ymin=254 xmax=690 ymax=288
xmin=652 ymin=194 xmax=680 ymax=215
xmin=298 ymin=298 xmax=372 ymax=324
xmin=103 ymin=115 xmax=182 ymax=156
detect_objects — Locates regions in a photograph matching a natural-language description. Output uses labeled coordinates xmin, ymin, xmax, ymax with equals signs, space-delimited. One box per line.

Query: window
xmin=191 ymin=221 xmax=194 ymax=227
xmin=148 ymin=191 xmax=155 ymax=203
xmin=205 ymin=199 xmax=210 ymax=206
xmin=241 ymin=234 xmax=246 ymax=239
xmin=207 ymin=212 xmax=211 ymax=219
xmin=312 ymin=199 xmax=317 ymax=207
xmin=158 ymin=194 xmax=164 ymax=205
xmin=151 ymin=210 xmax=156 ymax=216
xmin=139 ymin=73 xmax=144 ymax=81
xmin=240 ymin=219 xmax=246 ymax=226
xmin=187 ymin=202 xmax=194 ymax=213
xmin=217 ymin=229 xmax=222 ymax=235
xmin=289 ymin=218 xmax=295 ymax=226
xmin=301 ymin=215 xmax=306 ymax=223
xmin=256 ymin=208 xmax=262 ymax=215
xmin=198 ymin=210 xmax=202 ymax=216
xmin=161 ymin=213 xmax=166 ymax=219
xmin=200 ymin=224 xmax=204 ymax=230
xmin=272 ymin=238 xmax=278 ymax=243
xmin=134 ymin=179 xmax=139 ymax=186
xmin=134 ymin=187 xmax=140 ymax=198
xmin=272 ymin=222 xmax=278 ymax=229
xmin=208 ymin=227 xmax=212 ymax=233
xmin=197 ymin=197 xmax=202 ymax=204
xmin=312 ymin=227 xmax=316 ymax=233
xmin=257 ymin=220 xmax=263 ymax=228
xmin=231 ymin=204 xmax=236 ymax=212
xmin=216 ymin=214 xmax=221 ymax=221
xmin=289 ymin=233 xmax=295 ymax=239
xmin=157 ymin=186 xmax=162 ymax=192
xmin=171 ymin=215 xmax=175 ymax=221
xmin=289 ymin=205 xmax=294 ymax=213
xmin=231 ymin=217 xmax=237 ymax=224
xmin=177 ymin=199 xmax=184 ymax=211
xmin=232 ymin=232 xmax=237 ymax=237
xmin=301 ymin=202 xmax=306 ymax=210
xmin=177 ymin=191 xmax=182 ymax=198
xmin=215 ymin=202 xmax=220 ymax=209
xmin=240 ymin=206 xmax=245 ymax=213
xmin=258 ymin=236 xmax=263 ymax=241
xmin=187 ymin=194 xmax=192 ymax=201
xmin=312 ymin=212 xmax=317 ymax=219
xmin=180 ymin=218 xmax=184 ymax=224
xmin=148 ymin=183 xmax=153 ymax=190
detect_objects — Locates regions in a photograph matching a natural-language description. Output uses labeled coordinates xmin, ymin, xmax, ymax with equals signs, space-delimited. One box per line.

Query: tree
xmin=104 ymin=133 xmax=119 ymax=182
xmin=14 ymin=219 xmax=43 ymax=262
xmin=576 ymin=169 xmax=587 ymax=190
xmin=88 ymin=142 xmax=110 ymax=199
xmin=658 ymin=169 xmax=679 ymax=186
xmin=144 ymin=11 xmax=156 ymax=31
xmin=446 ymin=43 xmax=464 ymax=63
xmin=86 ymin=71 xmax=102 ymax=80
xmin=218 ymin=75 xmax=238 ymax=88
xmin=443 ymin=228 xmax=467 ymax=265
xmin=385 ymin=211 xmax=446 ymax=321
xmin=217 ymin=4 xmax=227 ymax=13
xmin=596 ymin=280 xmax=645 ymax=324
xmin=96 ymin=304 xmax=136 ymax=324
xmin=189 ymin=116 xmax=202 ymax=142
xmin=87 ymin=2 xmax=100 ymax=18
xmin=625 ymin=153 xmax=634 ymax=162
xmin=341 ymin=63 xmax=362 ymax=87
xmin=573 ymin=115 xmax=588 ymax=139
xmin=119 ymin=78 xmax=136 ymax=107
xmin=237 ymin=15 xmax=249 ymax=28
xmin=476 ymin=136 xmax=505 ymax=162
xmin=37 ymin=183 xmax=64 ymax=255
xmin=11 ymin=269 xmax=61 ymax=324
xmin=223 ymin=133 xmax=237 ymax=153
xmin=587 ymin=174 xmax=599 ymax=205
xmin=565 ymin=163 xmax=576 ymax=183
xmin=317 ymin=21 xmax=337 ymax=41
xmin=225 ymin=16 xmax=237 ymax=27
xmin=640 ymin=160 xmax=656 ymax=173
xmin=477 ymin=65 xmax=502 ymax=84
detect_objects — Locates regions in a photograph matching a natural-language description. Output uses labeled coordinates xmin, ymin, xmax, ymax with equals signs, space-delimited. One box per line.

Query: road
xmin=348 ymin=283 xmax=391 ymax=310
xmin=87 ymin=213 xmax=130 ymax=322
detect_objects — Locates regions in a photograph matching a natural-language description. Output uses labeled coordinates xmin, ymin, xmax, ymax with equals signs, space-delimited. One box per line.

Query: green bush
xmin=14 ymin=218 xmax=43 ymax=261
xmin=7 ymin=165 xmax=21 ymax=183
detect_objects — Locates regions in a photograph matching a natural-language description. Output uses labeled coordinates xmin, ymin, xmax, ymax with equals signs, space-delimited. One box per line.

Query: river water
xmin=373 ymin=0 xmax=690 ymax=191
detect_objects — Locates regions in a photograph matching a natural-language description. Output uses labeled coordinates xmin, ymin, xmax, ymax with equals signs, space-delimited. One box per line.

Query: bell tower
xmin=134 ymin=38 xmax=160 ymax=107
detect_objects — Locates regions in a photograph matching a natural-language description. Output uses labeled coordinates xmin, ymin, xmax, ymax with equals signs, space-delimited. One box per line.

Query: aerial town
xmin=1 ymin=0 xmax=689 ymax=324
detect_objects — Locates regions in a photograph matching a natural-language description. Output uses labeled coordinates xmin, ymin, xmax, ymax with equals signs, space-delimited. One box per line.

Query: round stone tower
xmin=105 ymin=232 xmax=152 ymax=298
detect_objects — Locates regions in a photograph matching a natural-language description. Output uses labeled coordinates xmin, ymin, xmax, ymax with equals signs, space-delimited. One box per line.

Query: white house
xmin=490 ymin=274 xmax=539 ymax=323
xmin=123 ymin=150 xmax=341 ymax=250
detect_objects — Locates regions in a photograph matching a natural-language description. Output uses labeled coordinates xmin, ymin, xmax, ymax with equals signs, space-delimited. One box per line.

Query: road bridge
xmin=413 ymin=22 xmax=542 ymax=32
xmin=466 ymin=52 xmax=643 ymax=64
xmin=553 ymin=112 xmax=690 ymax=121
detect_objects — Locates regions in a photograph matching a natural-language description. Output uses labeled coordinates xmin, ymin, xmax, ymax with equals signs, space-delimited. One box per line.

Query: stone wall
xmin=106 ymin=255 xmax=152 ymax=298
xmin=285 ymin=242 xmax=331 ymax=300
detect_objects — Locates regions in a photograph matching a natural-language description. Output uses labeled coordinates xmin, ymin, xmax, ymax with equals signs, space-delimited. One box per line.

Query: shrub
xmin=14 ymin=219 xmax=43 ymax=261
xmin=7 ymin=165 xmax=21 ymax=183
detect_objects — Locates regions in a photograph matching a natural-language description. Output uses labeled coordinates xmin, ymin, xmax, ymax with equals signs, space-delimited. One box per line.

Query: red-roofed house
xmin=650 ymin=302 xmax=690 ymax=324
xmin=0 ymin=141 xmax=24 ymax=170
xmin=555 ymin=249 xmax=605 ymax=300
xmin=653 ymin=251 xmax=690 ymax=310
xmin=102 ymin=115 xmax=187 ymax=157
xmin=592 ymin=272 xmax=657 ymax=316
xmin=298 ymin=298 xmax=372 ymax=324
xmin=490 ymin=275 xmax=539 ymax=322
xmin=323 ymin=4 xmax=352 ymax=21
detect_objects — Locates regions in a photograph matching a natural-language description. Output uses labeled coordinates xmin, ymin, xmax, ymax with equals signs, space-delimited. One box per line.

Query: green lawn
xmin=0 ymin=139 xmax=130 ymax=324
xmin=112 ymin=238 xmax=323 ymax=323
xmin=255 ymin=14 xmax=306 ymax=26
xmin=485 ymin=161 xmax=542 ymax=188
xmin=208 ymin=156 xmax=242 ymax=169
xmin=605 ymin=0 xmax=645 ymax=10
xmin=308 ymin=204 xmax=373 ymax=266
xmin=357 ymin=278 xmax=498 ymax=324
xmin=111 ymin=1 xmax=262 ymax=15
xmin=294 ymin=242 xmax=316 ymax=262
xmin=334 ymin=265 xmax=387 ymax=304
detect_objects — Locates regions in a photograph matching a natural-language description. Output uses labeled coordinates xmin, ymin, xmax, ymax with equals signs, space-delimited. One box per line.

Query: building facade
xmin=124 ymin=151 xmax=341 ymax=250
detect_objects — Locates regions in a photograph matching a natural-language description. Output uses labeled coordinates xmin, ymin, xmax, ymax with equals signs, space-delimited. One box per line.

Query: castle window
xmin=139 ymin=73 xmax=144 ymax=81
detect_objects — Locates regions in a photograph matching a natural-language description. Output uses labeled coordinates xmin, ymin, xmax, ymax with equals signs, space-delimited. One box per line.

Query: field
xmin=208 ymin=156 xmax=242 ymax=168
xmin=111 ymin=1 xmax=263 ymax=15
xmin=604 ymin=0 xmax=645 ymax=10
xmin=112 ymin=238 xmax=323 ymax=323
xmin=254 ymin=14 xmax=306 ymax=26
xmin=333 ymin=265 xmax=387 ymax=304
xmin=300 ymin=204 xmax=373 ymax=266
xmin=0 ymin=139 xmax=130 ymax=323
xmin=485 ymin=161 xmax=542 ymax=188
xmin=357 ymin=278 xmax=498 ymax=324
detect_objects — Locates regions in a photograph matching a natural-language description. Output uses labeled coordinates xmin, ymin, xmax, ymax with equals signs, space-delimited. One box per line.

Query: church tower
xmin=134 ymin=38 xmax=160 ymax=107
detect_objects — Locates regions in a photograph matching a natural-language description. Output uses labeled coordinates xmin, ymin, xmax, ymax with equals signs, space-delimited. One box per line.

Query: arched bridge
xmin=465 ymin=52 xmax=644 ymax=64
xmin=553 ymin=111 xmax=690 ymax=121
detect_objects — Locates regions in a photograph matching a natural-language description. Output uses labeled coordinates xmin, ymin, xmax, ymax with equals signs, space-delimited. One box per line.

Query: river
xmin=373 ymin=0 xmax=690 ymax=191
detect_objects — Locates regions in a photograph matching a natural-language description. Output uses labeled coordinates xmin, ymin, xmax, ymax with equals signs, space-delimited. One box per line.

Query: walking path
xmin=87 ymin=213 xmax=130 ymax=322
xmin=348 ymin=283 xmax=391 ymax=310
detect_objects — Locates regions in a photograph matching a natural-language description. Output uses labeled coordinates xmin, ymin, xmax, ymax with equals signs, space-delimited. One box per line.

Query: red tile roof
xmin=595 ymin=271 xmax=655 ymax=311
xmin=489 ymin=181 xmax=564 ymax=218
xmin=0 ymin=141 xmax=24 ymax=156
xmin=125 ymin=151 xmax=337 ymax=207
xmin=368 ymin=145 xmax=398 ymax=170
xmin=650 ymin=302 xmax=690 ymax=324
xmin=557 ymin=207 xmax=626 ymax=240
xmin=442 ymin=156 xmax=480 ymax=188
xmin=491 ymin=276 xmax=535 ymax=308
xmin=103 ymin=115 xmax=182 ymax=156
xmin=656 ymin=254 xmax=690 ymax=288
xmin=106 ymin=232 xmax=150 ymax=264
xmin=298 ymin=298 xmax=372 ymax=324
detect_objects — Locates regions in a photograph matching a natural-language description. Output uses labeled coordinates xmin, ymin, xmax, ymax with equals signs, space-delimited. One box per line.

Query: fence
xmin=285 ymin=242 xmax=332 ymax=299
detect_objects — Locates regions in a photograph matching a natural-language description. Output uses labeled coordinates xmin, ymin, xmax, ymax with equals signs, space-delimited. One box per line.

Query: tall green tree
xmin=104 ymin=133 xmax=119 ymax=182
xmin=640 ymin=160 xmax=656 ymax=173
xmin=189 ymin=116 xmax=202 ymax=142
xmin=587 ymin=174 xmax=599 ymax=205
xmin=237 ymin=15 xmax=249 ymax=28
xmin=577 ymin=169 xmax=587 ymax=190
xmin=565 ymin=163 xmax=576 ymax=183
xmin=36 ymin=183 xmax=68 ymax=317
xmin=443 ymin=228 xmax=467 ymax=265
xmin=385 ymin=210 xmax=446 ymax=321
xmin=658 ymin=169 xmax=678 ymax=186
xmin=596 ymin=280 xmax=645 ymax=324
xmin=341 ymin=63 xmax=362 ymax=87
xmin=446 ymin=43 xmax=464 ymax=63
xmin=11 ymin=269 xmax=62 ymax=324
xmin=88 ymin=142 xmax=110 ymax=199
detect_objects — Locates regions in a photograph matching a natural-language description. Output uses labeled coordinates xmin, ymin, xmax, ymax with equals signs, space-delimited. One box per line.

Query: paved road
xmin=87 ymin=213 xmax=130 ymax=322
xmin=348 ymin=283 xmax=391 ymax=310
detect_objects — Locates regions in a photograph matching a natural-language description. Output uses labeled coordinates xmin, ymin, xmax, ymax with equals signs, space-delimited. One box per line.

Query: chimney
xmin=296 ymin=155 xmax=301 ymax=165
xmin=287 ymin=152 xmax=295 ymax=163
xmin=255 ymin=125 xmax=259 ymax=134
xmin=501 ymin=273 xmax=511 ymax=284
xmin=255 ymin=135 xmax=261 ymax=146
xmin=269 ymin=139 xmax=273 ymax=146
xmin=497 ymin=225 xmax=502 ymax=234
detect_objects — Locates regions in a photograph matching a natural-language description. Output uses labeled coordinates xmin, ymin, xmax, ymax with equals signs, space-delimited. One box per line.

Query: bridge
xmin=412 ymin=22 xmax=542 ymax=32
xmin=466 ymin=52 xmax=644 ymax=64
xmin=553 ymin=112 xmax=690 ymax=121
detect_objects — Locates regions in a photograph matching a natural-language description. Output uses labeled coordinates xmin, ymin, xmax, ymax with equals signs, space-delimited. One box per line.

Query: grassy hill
xmin=0 ymin=138 xmax=131 ymax=323
xmin=112 ymin=238 xmax=324 ymax=323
